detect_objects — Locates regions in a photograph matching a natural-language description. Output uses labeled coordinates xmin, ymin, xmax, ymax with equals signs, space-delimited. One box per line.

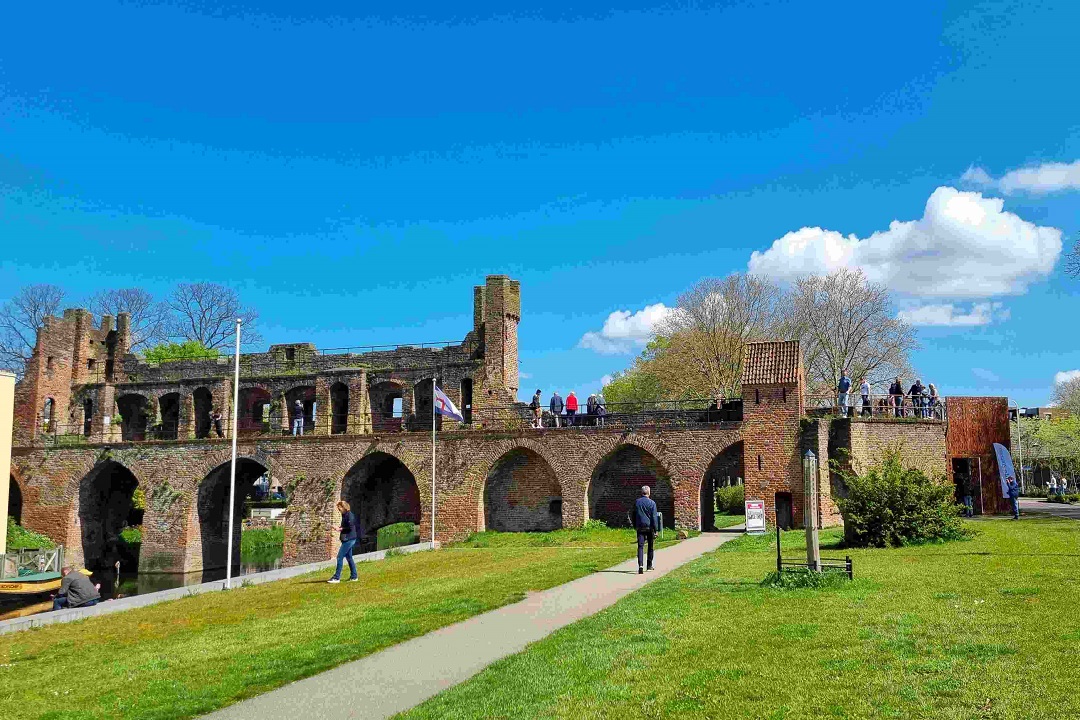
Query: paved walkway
xmin=1019 ymin=497 xmax=1080 ymax=520
xmin=205 ymin=530 xmax=740 ymax=720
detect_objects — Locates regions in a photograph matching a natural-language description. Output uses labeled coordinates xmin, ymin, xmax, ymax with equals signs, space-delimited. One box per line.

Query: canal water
xmin=0 ymin=544 xmax=283 ymax=621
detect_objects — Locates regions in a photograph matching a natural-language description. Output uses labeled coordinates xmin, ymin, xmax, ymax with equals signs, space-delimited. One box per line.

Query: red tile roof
xmin=741 ymin=340 xmax=802 ymax=385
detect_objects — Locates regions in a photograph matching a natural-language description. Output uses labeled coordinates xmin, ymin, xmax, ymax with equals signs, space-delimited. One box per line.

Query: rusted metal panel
xmin=946 ymin=397 xmax=1011 ymax=515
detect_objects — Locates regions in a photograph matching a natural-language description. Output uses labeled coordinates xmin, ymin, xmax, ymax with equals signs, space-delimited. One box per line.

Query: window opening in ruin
xmin=755 ymin=388 xmax=760 ymax=404
xmin=193 ymin=387 xmax=213 ymax=438
xmin=83 ymin=398 xmax=93 ymax=436
xmin=757 ymin=454 xmax=763 ymax=471
xmin=46 ymin=356 xmax=55 ymax=370
xmin=330 ymin=382 xmax=349 ymax=435
xmin=42 ymin=397 xmax=54 ymax=432
xmin=461 ymin=378 xmax=473 ymax=424
xmin=87 ymin=358 xmax=96 ymax=372
xmin=782 ymin=387 xmax=787 ymax=403
xmin=158 ymin=393 xmax=181 ymax=441
xmin=285 ymin=348 xmax=295 ymax=361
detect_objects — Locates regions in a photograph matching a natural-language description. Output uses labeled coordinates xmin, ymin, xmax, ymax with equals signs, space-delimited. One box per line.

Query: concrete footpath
xmin=1019 ymin=497 xmax=1080 ymax=521
xmin=205 ymin=530 xmax=740 ymax=720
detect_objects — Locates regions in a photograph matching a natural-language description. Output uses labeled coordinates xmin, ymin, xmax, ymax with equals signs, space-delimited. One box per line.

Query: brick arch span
xmin=76 ymin=457 xmax=145 ymax=574
xmin=325 ymin=443 xmax=429 ymax=501
xmin=475 ymin=440 xmax=565 ymax=533
xmin=583 ymin=434 xmax=677 ymax=530
xmin=190 ymin=454 xmax=273 ymax=578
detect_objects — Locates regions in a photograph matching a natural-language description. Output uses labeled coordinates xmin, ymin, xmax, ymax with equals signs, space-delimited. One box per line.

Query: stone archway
xmin=78 ymin=460 xmax=142 ymax=574
xmin=701 ymin=441 xmax=744 ymax=531
xmin=588 ymin=444 xmax=675 ymax=529
xmin=196 ymin=457 xmax=269 ymax=577
xmin=342 ymin=452 xmax=422 ymax=550
xmin=8 ymin=473 xmax=23 ymax=525
xmin=483 ymin=448 xmax=562 ymax=532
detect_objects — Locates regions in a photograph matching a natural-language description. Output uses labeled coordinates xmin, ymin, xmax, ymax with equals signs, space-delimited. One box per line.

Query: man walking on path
xmin=549 ymin=391 xmax=564 ymax=428
xmin=565 ymin=391 xmax=578 ymax=426
xmin=292 ymin=400 xmax=305 ymax=436
xmin=837 ymin=370 xmax=851 ymax=417
xmin=632 ymin=485 xmax=659 ymax=574
xmin=1007 ymin=475 xmax=1020 ymax=520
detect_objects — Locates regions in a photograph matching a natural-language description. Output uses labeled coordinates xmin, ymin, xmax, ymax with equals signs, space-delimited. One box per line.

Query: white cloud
xmin=748 ymin=186 xmax=1062 ymax=298
xmin=971 ymin=367 xmax=1000 ymax=383
xmin=897 ymin=301 xmax=1009 ymax=327
xmin=600 ymin=374 xmax=614 ymax=386
xmin=1055 ymin=369 xmax=1080 ymax=385
xmin=578 ymin=303 xmax=670 ymax=354
xmin=518 ymin=371 xmax=532 ymax=379
xmin=963 ymin=160 xmax=1080 ymax=195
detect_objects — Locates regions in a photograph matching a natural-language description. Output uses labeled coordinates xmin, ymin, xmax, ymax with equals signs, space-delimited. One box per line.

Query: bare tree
xmin=0 ymin=284 xmax=66 ymax=377
xmin=166 ymin=282 xmax=261 ymax=350
xmin=785 ymin=268 xmax=917 ymax=394
xmin=88 ymin=288 xmax=170 ymax=352
xmin=1067 ymin=234 xmax=1080 ymax=279
xmin=656 ymin=274 xmax=786 ymax=398
xmin=1052 ymin=375 xmax=1080 ymax=417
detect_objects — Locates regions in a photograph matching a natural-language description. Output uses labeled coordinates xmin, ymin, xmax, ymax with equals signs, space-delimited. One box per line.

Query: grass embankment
xmin=400 ymin=517 xmax=1080 ymax=719
xmin=0 ymin=525 xmax=669 ymax=720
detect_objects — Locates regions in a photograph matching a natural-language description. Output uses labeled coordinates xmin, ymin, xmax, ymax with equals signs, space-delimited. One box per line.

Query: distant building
xmin=1008 ymin=406 xmax=1071 ymax=422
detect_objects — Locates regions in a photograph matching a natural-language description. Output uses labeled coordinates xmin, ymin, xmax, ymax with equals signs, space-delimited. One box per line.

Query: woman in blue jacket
xmin=328 ymin=500 xmax=359 ymax=583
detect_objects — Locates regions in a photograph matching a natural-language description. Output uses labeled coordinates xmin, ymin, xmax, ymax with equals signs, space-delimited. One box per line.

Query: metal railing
xmin=805 ymin=393 xmax=947 ymax=421
xmin=31 ymin=399 xmax=744 ymax=445
xmin=0 ymin=546 xmax=64 ymax=580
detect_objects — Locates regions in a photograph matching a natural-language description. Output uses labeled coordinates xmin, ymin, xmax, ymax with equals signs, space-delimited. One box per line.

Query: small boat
xmin=0 ymin=546 xmax=66 ymax=597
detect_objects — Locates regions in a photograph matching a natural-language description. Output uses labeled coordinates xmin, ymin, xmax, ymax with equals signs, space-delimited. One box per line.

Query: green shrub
xmin=715 ymin=484 xmax=745 ymax=515
xmin=583 ymin=519 xmax=609 ymax=531
xmin=377 ymin=522 xmax=419 ymax=550
xmin=835 ymin=449 xmax=967 ymax=548
xmin=119 ymin=525 xmax=142 ymax=544
xmin=241 ymin=525 xmax=285 ymax=554
xmin=5 ymin=517 xmax=55 ymax=550
xmin=143 ymin=341 xmax=219 ymax=364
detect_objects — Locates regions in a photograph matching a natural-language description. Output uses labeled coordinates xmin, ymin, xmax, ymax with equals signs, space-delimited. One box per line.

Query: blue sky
xmin=2 ymin=0 xmax=1078 ymax=405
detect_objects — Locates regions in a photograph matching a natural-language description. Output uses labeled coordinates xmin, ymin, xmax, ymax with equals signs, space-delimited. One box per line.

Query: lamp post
xmin=225 ymin=319 xmax=242 ymax=589
xmin=803 ymin=449 xmax=820 ymax=572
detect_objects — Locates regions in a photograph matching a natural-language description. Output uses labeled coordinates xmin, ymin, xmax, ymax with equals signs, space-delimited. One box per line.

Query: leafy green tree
xmin=143 ymin=340 xmax=220 ymax=364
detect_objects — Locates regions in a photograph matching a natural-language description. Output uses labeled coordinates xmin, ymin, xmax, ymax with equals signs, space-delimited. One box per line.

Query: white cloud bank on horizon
xmin=578 ymin=303 xmax=670 ymax=354
xmin=747 ymin=186 xmax=1062 ymax=300
xmin=897 ymin=301 xmax=1009 ymax=327
xmin=1055 ymin=369 xmax=1080 ymax=385
xmin=962 ymin=159 xmax=1080 ymax=194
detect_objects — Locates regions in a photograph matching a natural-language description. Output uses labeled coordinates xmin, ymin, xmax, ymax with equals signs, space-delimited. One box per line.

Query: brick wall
xmin=483 ymin=448 xmax=561 ymax=531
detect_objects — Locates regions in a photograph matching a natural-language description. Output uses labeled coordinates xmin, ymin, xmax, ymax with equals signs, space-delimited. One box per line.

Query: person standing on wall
xmin=565 ymin=391 xmax=579 ymax=426
xmin=328 ymin=500 xmax=359 ymax=583
xmin=210 ymin=409 xmax=224 ymax=438
xmin=837 ymin=370 xmax=852 ymax=417
xmin=1006 ymin=475 xmax=1020 ymax=520
xmin=859 ymin=378 xmax=871 ymax=417
xmin=889 ymin=376 xmax=905 ymax=417
xmin=530 ymin=389 xmax=543 ymax=429
xmin=291 ymin=400 xmax=305 ymax=436
xmin=596 ymin=392 xmax=607 ymax=428
xmin=549 ymin=391 xmax=564 ymax=428
xmin=632 ymin=485 xmax=659 ymax=574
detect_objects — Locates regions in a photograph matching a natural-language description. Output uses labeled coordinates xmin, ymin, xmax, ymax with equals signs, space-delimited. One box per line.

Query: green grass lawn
xmin=713 ymin=512 xmax=745 ymax=529
xmin=0 ymin=526 xmax=673 ymax=720
xmin=399 ymin=517 xmax=1080 ymax=720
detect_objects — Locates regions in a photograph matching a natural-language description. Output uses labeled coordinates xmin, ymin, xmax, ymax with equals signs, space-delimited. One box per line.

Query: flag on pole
xmin=434 ymin=385 xmax=463 ymax=422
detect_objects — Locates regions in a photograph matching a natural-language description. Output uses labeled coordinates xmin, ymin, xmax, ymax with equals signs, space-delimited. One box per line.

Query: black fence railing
xmin=32 ymin=398 xmax=743 ymax=445
xmin=805 ymin=393 xmax=947 ymax=421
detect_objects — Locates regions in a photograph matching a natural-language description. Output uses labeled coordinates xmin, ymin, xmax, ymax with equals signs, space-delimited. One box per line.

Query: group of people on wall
xmin=836 ymin=371 xmax=943 ymax=419
xmin=529 ymin=389 xmax=607 ymax=428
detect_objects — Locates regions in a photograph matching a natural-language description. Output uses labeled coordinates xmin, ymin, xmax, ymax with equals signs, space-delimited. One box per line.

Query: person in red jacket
xmin=565 ymin=391 xmax=579 ymax=427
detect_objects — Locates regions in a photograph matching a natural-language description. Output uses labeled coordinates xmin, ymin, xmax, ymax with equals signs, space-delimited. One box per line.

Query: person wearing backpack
xmin=530 ymin=389 xmax=543 ymax=428
xmin=549 ymin=391 xmax=564 ymax=428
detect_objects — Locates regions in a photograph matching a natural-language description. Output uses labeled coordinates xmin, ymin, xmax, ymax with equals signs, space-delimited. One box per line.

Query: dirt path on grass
xmin=203 ymin=530 xmax=741 ymax=720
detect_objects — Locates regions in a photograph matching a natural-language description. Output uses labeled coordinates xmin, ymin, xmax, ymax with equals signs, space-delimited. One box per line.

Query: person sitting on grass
xmin=52 ymin=566 xmax=100 ymax=611
xmin=328 ymin=500 xmax=359 ymax=583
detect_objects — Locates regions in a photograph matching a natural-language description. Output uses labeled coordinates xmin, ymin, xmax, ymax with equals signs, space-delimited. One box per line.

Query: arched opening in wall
xmin=158 ymin=392 xmax=180 ymax=440
xmin=116 ymin=393 xmax=149 ymax=441
xmin=460 ymin=378 xmax=473 ymax=424
xmin=412 ymin=378 xmax=443 ymax=431
xmin=197 ymin=458 xmax=269 ymax=576
xmin=702 ymin=442 xmax=745 ymax=531
xmin=589 ymin=445 xmax=674 ymax=529
xmin=342 ymin=453 xmax=421 ymax=553
xmin=82 ymin=398 xmax=93 ymax=437
xmin=193 ymin=387 xmax=213 ymax=438
xmin=78 ymin=461 xmax=142 ymax=575
xmin=484 ymin=449 xmax=562 ymax=532
xmin=238 ymin=387 xmax=272 ymax=434
xmin=369 ymin=382 xmax=404 ymax=432
xmin=330 ymin=382 xmax=349 ymax=435
xmin=285 ymin=385 xmax=316 ymax=434
xmin=8 ymin=475 xmax=22 ymax=525
xmin=775 ymin=492 xmax=794 ymax=530
xmin=42 ymin=397 xmax=54 ymax=433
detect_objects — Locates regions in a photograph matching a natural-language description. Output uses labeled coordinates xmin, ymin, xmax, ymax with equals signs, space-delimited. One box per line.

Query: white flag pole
xmin=431 ymin=378 xmax=436 ymax=545
xmin=225 ymin=318 xmax=242 ymax=589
